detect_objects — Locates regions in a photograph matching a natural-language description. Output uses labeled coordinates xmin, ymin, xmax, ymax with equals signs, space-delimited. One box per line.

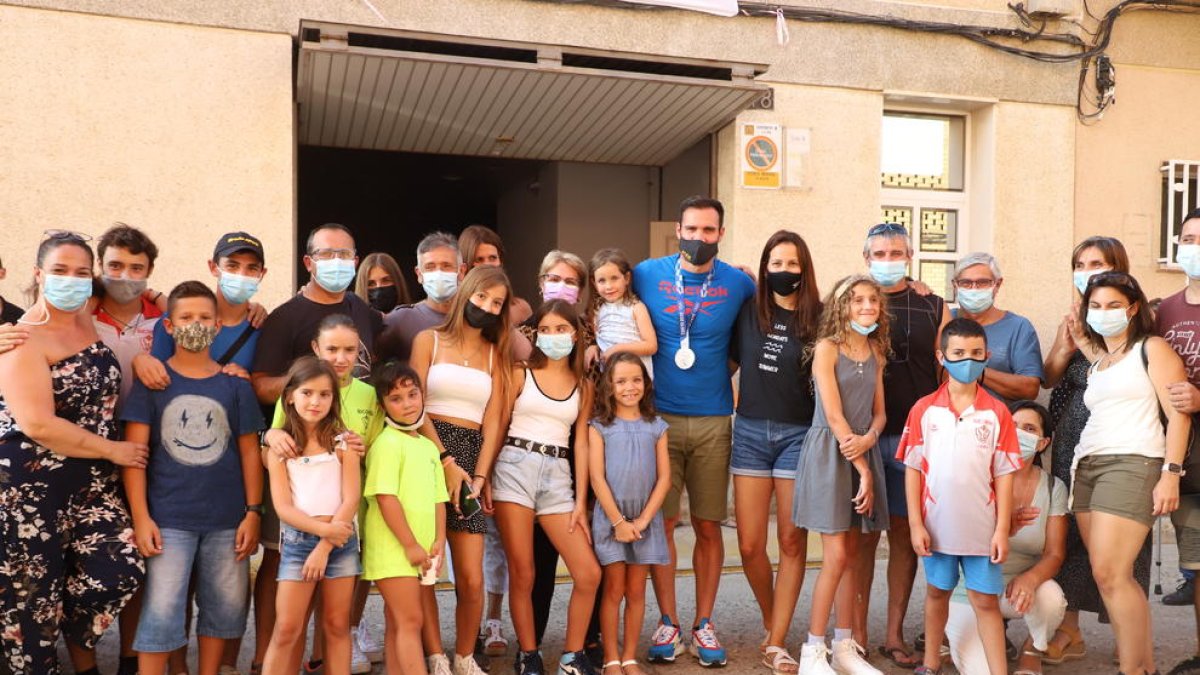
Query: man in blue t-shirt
xmin=950 ymin=252 xmax=1043 ymax=403
xmin=150 ymin=231 xmax=268 ymax=373
xmin=121 ymin=281 xmax=265 ymax=675
xmin=632 ymin=196 xmax=754 ymax=668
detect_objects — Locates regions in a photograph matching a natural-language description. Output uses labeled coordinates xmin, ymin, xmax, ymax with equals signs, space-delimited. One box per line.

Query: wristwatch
xmin=1163 ymin=463 xmax=1187 ymax=476
xmin=245 ymin=504 xmax=265 ymax=515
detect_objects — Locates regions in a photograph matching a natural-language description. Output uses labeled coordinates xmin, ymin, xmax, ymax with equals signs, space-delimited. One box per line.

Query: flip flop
xmin=878 ymin=645 xmax=921 ymax=668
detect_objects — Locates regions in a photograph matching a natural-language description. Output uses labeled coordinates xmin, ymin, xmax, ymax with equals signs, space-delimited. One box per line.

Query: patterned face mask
xmin=174 ymin=322 xmax=218 ymax=353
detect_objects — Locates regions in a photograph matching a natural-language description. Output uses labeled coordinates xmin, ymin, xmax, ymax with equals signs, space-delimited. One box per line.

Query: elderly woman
xmin=0 ymin=232 xmax=149 ymax=674
xmin=951 ymin=252 xmax=1043 ymax=403
xmin=944 ymin=401 xmax=1067 ymax=675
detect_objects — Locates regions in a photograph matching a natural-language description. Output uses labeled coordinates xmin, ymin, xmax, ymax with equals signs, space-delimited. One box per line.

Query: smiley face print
xmin=161 ymin=394 xmax=230 ymax=466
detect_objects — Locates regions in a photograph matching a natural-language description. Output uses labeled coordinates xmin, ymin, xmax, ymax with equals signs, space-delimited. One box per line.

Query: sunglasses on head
xmin=868 ymin=222 xmax=908 ymax=237
xmin=1086 ymin=270 xmax=1138 ymax=292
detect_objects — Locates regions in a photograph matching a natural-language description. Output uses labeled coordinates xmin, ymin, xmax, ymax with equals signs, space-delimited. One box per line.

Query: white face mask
xmin=421 ymin=270 xmax=458 ymax=303
xmin=1016 ymin=428 xmax=1041 ymax=465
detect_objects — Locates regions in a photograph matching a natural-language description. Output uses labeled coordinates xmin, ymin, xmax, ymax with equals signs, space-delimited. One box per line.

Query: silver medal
xmin=675 ymin=336 xmax=696 ymax=370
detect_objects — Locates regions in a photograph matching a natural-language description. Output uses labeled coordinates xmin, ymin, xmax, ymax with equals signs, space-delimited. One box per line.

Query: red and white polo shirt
xmin=896 ymin=382 xmax=1021 ymax=556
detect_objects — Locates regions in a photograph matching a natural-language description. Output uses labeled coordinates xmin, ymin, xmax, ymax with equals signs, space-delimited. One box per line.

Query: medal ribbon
xmin=675 ymin=258 xmax=715 ymax=346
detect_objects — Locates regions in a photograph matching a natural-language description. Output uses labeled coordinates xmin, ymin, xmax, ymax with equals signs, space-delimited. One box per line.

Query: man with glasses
xmin=857 ymin=222 xmax=951 ymax=668
xmin=950 ymin=252 xmax=1043 ymax=403
xmin=1157 ymin=208 xmax=1200 ymax=675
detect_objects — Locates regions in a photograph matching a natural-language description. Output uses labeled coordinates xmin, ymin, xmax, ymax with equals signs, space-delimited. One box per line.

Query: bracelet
xmin=439 ymin=450 xmax=452 ymax=460
xmin=611 ymin=514 xmax=629 ymax=530
xmin=472 ymin=473 xmax=487 ymax=481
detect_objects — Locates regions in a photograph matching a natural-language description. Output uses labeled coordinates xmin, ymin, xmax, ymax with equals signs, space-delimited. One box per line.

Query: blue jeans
xmin=134 ymin=528 xmax=248 ymax=652
xmin=730 ymin=416 xmax=809 ymax=479
xmin=278 ymin=523 xmax=361 ymax=582
xmin=879 ymin=434 xmax=908 ymax=518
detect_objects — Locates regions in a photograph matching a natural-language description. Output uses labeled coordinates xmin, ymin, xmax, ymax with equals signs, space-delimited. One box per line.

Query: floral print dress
xmin=0 ymin=341 xmax=144 ymax=674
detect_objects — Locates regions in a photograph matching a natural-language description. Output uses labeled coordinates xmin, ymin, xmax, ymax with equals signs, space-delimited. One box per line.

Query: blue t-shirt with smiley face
xmin=122 ymin=367 xmax=265 ymax=531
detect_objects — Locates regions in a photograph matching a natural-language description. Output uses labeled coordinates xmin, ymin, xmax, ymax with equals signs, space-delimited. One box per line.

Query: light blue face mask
xmin=421 ymin=270 xmax=458 ymax=303
xmin=850 ymin=320 xmax=878 ymax=336
xmin=1178 ymin=245 xmax=1200 ymax=279
xmin=1017 ymin=428 xmax=1041 ymax=465
xmin=43 ymin=274 xmax=93 ymax=312
xmin=1073 ymin=268 xmax=1108 ymax=295
xmin=536 ymin=333 xmax=575 ymax=361
xmin=313 ymin=259 xmax=356 ymax=293
xmin=1086 ymin=307 xmax=1130 ymax=338
xmin=942 ymin=357 xmax=987 ymax=384
xmin=219 ymin=271 xmax=260 ymax=305
xmin=868 ymin=260 xmax=907 ymax=287
xmin=956 ymin=288 xmax=995 ymax=314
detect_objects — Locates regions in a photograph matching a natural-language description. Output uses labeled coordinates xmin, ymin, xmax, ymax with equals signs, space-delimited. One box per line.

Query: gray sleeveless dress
xmin=792 ymin=352 xmax=890 ymax=534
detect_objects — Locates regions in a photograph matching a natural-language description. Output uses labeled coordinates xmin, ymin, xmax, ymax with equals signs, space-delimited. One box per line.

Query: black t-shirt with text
xmin=733 ymin=301 xmax=816 ymax=425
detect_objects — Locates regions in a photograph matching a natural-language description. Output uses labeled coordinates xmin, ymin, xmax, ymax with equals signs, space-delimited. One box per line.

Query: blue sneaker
xmin=647 ymin=615 xmax=685 ymax=663
xmin=557 ymin=651 xmax=599 ymax=675
xmin=689 ymin=618 xmax=727 ymax=667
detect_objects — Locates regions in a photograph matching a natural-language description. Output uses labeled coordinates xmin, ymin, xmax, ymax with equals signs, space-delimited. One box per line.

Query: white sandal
xmin=762 ymin=646 xmax=800 ymax=675
xmin=602 ymin=661 xmax=623 ymax=675
xmin=620 ymin=659 xmax=647 ymax=675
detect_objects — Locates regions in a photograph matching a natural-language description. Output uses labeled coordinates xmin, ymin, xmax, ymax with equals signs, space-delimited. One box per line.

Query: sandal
xmin=878 ymin=644 xmax=922 ymax=668
xmin=602 ymin=661 xmax=623 ymax=675
xmin=1041 ymin=626 xmax=1086 ymax=665
xmin=762 ymin=646 xmax=800 ymax=675
xmin=620 ymin=659 xmax=647 ymax=675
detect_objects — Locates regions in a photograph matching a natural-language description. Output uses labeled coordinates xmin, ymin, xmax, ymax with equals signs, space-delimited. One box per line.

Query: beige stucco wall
xmin=1074 ymin=61 xmax=1200 ymax=305
xmin=0 ymin=5 xmax=295 ymax=311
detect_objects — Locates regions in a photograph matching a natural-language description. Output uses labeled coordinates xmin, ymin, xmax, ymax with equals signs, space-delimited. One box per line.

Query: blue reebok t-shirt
xmin=151 ymin=319 xmax=259 ymax=371
xmin=951 ymin=309 xmax=1044 ymax=402
xmin=122 ymin=367 xmax=266 ymax=532
xmin=632 ymin=254 xmax=754 ymax=416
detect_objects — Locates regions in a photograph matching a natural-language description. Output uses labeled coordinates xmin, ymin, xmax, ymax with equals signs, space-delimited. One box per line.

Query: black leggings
xmin=532 ymin=522 xmax=602 ymax=647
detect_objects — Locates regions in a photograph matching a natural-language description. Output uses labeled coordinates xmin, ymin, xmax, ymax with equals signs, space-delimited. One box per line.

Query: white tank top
xmin=286 ymin=451 xmax=343 ymax=517
xmin=506 ymin=368 xmax=579 ymax=448
xmin=425 ymin=331 xmax=494 ymax=424
xmin=1076 ymin=340 xmax=1166 ymax=460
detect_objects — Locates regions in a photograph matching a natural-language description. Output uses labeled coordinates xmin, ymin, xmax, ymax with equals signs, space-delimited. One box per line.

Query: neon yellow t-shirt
xmin=362 ymin=426 xmax=448 ymax=580
xmin=271 ymin=377 xmax=383 ymax=445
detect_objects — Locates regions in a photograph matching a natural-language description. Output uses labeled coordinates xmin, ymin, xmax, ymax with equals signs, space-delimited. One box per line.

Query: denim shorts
xmin=278 ymin=523 xmax=362 ymax=582
xmin=134 ymin=528 xmax=248 ymax=652
xmin=730 ymin=416 xmax=808 ymax=479
xmin=924 ymin=551 xmax=1003 ymax=595
xmin=491 ymin=445 xmax=576 ymax=516
xmin=879 ymin=434 xmax=908 ymax=518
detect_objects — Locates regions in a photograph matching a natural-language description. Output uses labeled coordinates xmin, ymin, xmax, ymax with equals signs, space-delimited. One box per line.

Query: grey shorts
xmin=1071 ymin=454 xmax=1163 ymax=527
xmin=1173 ymin=494 xmax=1200 ymax=570
xmin=491 ymin=445 xmax=576 ymax=516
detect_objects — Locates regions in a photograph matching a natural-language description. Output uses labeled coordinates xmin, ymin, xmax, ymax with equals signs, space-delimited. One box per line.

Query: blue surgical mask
xmin=1178 ymin=245 xmax=1200 ymax=279
xmin=314 ymin=259 xmax=356 ymax=293
xmin=219 ymin=271 xmax=260 ymax=305
xmin=850 ymin=320 xmax=878 ymax=336
xmin=943 ymin=357 xmax=987 ymax=384
xmin=1073 ymin=268 xmax=1108 ymax=295
xmin=956 ymin=288 xmax=995 ymax=314
xmin=1086 ymin=307 xmax=1130 ymax=338
xmin=1016 ymin=428 xmax=1041 ymax=465
xmin=868 ymin=260 xmax=907 ymax=287
xmin=43 ymin=274 xmax=93 ymax=312
xmin=421 ymin=271 xmax=458 ymax=303
xmin=536 ymin=333 xmax=575 ymax=361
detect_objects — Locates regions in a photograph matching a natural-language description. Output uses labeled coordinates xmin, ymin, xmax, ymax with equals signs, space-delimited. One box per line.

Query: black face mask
xmin=766 ymin=270 xmax=804 ymax=296
xmin=464 ymin=302 xmax=501 ymax=331
xmin=679 ymin=239 xmax=719 ymax=266
xmin=368 ymin=286 xmax=399 ymax=313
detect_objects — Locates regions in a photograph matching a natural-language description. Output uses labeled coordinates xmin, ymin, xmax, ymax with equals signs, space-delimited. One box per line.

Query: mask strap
xmin=385 ymin=410 xmax=426 ymax=432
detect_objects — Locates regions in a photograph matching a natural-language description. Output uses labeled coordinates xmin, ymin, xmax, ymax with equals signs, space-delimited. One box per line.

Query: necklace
xmin=1098 ymin=340 xmax=1128 ymax=370
xmin=457 ymin=339 xmax=483 ymax=366
xmin=842 ymin=341 xmax=871 ymax=376
xmin=98 ymin=304 xmax=143 ymax=335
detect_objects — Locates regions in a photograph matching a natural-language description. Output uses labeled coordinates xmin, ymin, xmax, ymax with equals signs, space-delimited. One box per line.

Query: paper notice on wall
xmin=741 ymin=123 xmax=783 ymax=190
xmin=617 ymin=0 xmax=738 ymax=17
xmin=785 ymin=127 xmax=810 ymax=189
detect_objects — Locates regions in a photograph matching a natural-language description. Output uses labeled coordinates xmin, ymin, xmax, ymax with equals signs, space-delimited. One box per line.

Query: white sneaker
xmin=454 ymin=653 xmax=488 ymax=675
xmin=798 ymin=643 xmax=838 ymax=675
xmin=831 ymin=639 xmax=881 ymax=675
xmin=350 ymin=639 xmax=372 ymax=674
xmin=355 ymin=622 xmax=384 ymax=663
xmin=483 ymin=618 xmax=508 ymax=656
xmin=428 ymin=653 xmax=454 ymax=675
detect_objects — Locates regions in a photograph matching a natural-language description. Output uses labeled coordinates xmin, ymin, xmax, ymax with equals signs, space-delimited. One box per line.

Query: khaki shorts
xmin=661 ymin=413 xmax=732 ymax=523
xmin=1071 ymin=454 xmax=1163 ymax=527
xmin=1173 ymin=494 xmax=1200 ymax=570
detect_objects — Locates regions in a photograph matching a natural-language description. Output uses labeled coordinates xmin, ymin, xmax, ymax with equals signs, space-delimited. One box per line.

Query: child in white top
xmin=261 ymin=357 xmax=362 ymax=675
xmin=588 ymin=248 xmax=656 ymax=375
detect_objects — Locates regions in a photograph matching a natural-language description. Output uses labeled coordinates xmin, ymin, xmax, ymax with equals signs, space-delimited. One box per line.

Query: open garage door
xmin=296 ymin=20 xmax=770 ymax=166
